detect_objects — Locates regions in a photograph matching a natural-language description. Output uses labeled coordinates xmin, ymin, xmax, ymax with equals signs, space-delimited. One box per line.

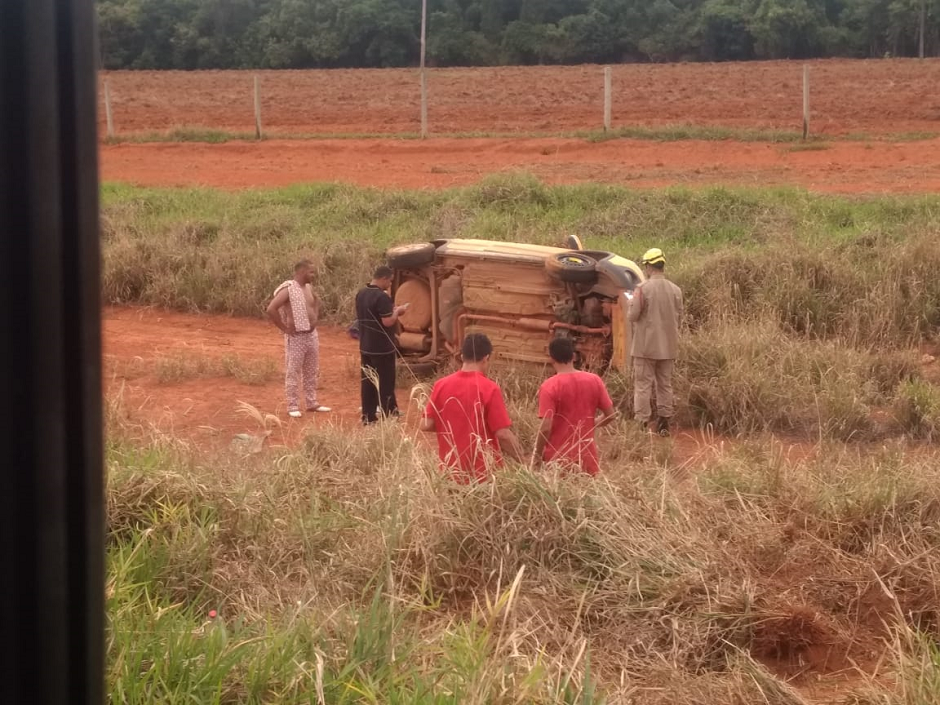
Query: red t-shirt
xmin=424 ymin=370 xmax=513 ymax=482
xmin=538 ymin=371 xmax=613 ymax=475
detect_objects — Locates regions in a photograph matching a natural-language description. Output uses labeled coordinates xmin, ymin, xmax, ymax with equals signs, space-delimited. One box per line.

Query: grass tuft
xmin=583 ymin=124 xmax=806 ymax=143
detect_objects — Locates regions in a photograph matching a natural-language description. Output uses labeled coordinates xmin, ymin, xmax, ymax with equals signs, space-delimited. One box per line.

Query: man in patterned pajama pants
xmin=267 ymin=260 xmax=331 ymax=418
xmin=284 ymin=329 xmax=321 ymax=416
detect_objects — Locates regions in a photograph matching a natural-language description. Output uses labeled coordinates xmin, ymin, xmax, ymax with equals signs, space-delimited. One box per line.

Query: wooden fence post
xmin=420 ymin=0 xmax=428 ymax=137
xmin=103 ymin=78 xmax=115 ymax=139
xmin=254 ymin=75 xmax=262 ymax=140
xmin=802 ymin=65 xmax=810 ymax=141
xmin=603 ymin=66 xmax=612 ymax=133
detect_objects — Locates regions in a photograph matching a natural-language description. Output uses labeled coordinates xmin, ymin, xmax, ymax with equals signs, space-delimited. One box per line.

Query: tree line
xmin=98 ymin=0 xmax=938 ymax=70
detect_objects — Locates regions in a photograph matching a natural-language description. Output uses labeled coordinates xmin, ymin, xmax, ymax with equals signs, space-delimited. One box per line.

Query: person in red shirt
xmin=534 ymin=337 xmax=616 ymax=475
xmin=420 ymin=333 xmax=524 ymax=482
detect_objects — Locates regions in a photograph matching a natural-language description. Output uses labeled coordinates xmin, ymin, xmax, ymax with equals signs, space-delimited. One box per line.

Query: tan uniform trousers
xmin=633 ymin=357 xmax=675 ymax=422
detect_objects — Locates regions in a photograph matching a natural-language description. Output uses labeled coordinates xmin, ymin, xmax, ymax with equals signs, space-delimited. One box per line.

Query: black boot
xmin=656 ymin=416 xmax=671 ymax=437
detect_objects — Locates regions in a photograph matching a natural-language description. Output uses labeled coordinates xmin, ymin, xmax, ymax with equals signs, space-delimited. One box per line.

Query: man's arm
xmin=382 ymin=306 xmax=407 ymax=327
xmin=420 ymin=385 xmax=439 ymax=432
xmin=379 ymin=291 xmax=407 ymax=328
xmin=595 ymin=403 xmax=617 ymax=429
xmin=487 ymin=387 xmax=524 ymax=464
xmin=595 ymin=378 xmax=617 ymax=429
xmin=265 ymin=288 xmax=292 ymax=334
xmin=533 ymin=414 xmax=553 ymax=467
xmin=533 ymin=384 xmax=555 ymax=466
xmin=495 ymin=427 xmax=524 ymax=463
xmin=626 ymin=286 xmax=643 ymax=323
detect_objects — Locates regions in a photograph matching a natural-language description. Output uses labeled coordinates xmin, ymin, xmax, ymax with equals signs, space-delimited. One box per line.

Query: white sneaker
xmin=308 ymin=405 xmax=331 ymax=413
xmin=288 ymin=410 xmax=302 ymax=418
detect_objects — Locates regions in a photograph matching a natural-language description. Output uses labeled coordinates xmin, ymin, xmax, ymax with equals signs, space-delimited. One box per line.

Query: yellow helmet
xmin=641 ymin=248 xmax=666 ymax=266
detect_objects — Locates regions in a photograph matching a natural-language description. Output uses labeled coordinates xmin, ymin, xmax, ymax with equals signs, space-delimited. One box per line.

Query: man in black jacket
xmin=356 ymin=265 xmax=407 ymax=424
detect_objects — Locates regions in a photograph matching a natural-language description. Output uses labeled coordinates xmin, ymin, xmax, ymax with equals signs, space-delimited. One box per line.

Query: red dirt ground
xmin=100 ymin=135 xmax=940 ymax=194
xmin=104 ymin=306 xmax=363 ymax=448
xmin=104 ymin=305 xmax=785 ymax=466
xmin=99 ymin=60 xmax=940 ymax=137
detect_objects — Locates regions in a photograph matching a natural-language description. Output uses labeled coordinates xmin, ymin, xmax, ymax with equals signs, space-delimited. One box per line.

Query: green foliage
xmin=101 ymin=179 xmax=940 ymax=341
xmin=698 ymin=0 xmax=758 ymax=60
xmin=96 ymin=0 xmax=940 ymax=69
xmin=896 ymin=379 xmax=940 ymax=439
xmin=750 ymin=0 xmax=824 ymax=58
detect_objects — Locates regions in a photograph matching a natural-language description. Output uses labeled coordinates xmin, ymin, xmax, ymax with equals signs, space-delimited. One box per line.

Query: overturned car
xmin=385 ymin=238 xmax=644 ymax=375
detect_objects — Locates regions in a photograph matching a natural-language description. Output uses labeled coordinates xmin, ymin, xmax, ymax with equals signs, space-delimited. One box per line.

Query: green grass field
xmin=103 ymin=176 xmax=940 ymax=702
xmin=103 ymin=177 xmax=940 ymax=438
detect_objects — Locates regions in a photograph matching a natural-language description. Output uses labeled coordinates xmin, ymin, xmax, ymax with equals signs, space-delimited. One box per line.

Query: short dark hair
xmin=374 ymin=265 xmax=393 ymax=280
xmin=548 ymin=336 xmax=575 ymax=364
xmin=650 ymin=261 xmax=665 ymax=271
xmin=461 ymin=333 xmax=493 ymax=362
xmin=294 ymin=259 xmax=312 ymax=273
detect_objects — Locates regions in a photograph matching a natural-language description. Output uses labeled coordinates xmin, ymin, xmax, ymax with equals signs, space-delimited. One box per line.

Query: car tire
xmin=394 ymin=278 xmax=433 ymax=332
xmin=387 ymin=243 xmax=436 ymax=269
xmin=545 ymin=252 xmax=598 ymax=284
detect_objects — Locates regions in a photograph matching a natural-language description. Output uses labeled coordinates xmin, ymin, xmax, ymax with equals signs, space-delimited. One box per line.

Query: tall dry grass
xmin=101 ymin=178 xmax=940 ymax=344
xmin=106 ymin=393 xmax=940 ymax=703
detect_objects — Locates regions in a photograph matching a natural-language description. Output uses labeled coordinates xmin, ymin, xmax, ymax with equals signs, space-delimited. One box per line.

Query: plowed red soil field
xmin=99 ymin=60 xmax=940 ymax=193
xmin=100 ymin=60 xmax=940 ymax=136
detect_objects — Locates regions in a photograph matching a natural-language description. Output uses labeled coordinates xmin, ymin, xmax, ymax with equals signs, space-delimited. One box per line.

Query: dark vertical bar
xmin=0 ymin=0 xmax=104 ymax=702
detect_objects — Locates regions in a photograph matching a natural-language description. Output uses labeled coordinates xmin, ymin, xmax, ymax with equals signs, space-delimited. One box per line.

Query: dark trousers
xmin=361 ymin=352 xmax=398 ymax=424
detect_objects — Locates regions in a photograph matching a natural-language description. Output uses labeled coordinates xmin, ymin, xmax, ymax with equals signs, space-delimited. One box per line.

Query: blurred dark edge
xmin=0 ymin=0 xmax=104 ymax=702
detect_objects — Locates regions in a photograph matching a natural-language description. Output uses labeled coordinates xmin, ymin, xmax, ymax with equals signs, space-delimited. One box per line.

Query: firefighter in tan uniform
xmin=628 ymin=248 xmax=683 ymax=436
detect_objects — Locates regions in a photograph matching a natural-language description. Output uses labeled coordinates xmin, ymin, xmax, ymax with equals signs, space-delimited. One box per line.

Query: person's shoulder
xmin=434 ymin=370 xmax=463 ymax=389
xmin=538 ymin=374 xmax=557 ymax=390
xmin=433 ymin=371 xmax=454 ymax=386
xmin=481 ymin=374 xmax=505 ymax=395
xmin=575 ymin=370 xmax=606 ymax=388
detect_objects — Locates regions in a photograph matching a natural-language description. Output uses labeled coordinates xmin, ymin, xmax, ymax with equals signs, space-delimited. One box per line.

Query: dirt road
xmin=100 ymin=136 xmax=940 ymax=194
